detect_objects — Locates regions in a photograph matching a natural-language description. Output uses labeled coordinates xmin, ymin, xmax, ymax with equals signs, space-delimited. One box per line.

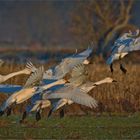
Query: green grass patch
xmin=0 ymin=114 xmax=140 ymax=139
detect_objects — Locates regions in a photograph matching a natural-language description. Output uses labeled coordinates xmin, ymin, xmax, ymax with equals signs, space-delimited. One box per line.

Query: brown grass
xmin=0 ymin=55 xmax=139 ymax=115
xmin=89 ymin=63 xmax=140 ymax=113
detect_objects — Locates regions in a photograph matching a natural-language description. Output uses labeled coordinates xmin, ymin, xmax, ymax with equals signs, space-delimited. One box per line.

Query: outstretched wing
xmin=67 ymin=63 xmax=87 ymax=86
xmin=44 ymin=48 xmax=92 ymax=80
xmin=75 ymin=47 xmax=93 ymax=57
xmin=121 ymin=37 xmax=140 ymax=52
xmin=46 ymin=86 xmax=98 ymax=108
xmin=24 ymin=66 xmax=44 ymax=88
xmin=26 ymin=61 xmax=37 ymax=73
xmin=71 ymin=63 xmax=86 ymax=77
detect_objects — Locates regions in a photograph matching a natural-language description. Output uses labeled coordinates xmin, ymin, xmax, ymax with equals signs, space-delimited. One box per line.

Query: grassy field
xmin=0 ymin=114 xmax=140 ymax=139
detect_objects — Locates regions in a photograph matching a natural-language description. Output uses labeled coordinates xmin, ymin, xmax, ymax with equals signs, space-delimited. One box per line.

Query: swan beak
xmin=83 ymin=59 xmax=90 ymax=65
xmin=112 ymin=80 xmax=117 ymax=83
xmin=93 ymin=84 xmax=98 ymax=87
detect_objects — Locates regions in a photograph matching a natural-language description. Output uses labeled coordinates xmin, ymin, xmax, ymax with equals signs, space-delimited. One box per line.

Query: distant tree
xmin=70 ymin=0 xmax=136 ymax=58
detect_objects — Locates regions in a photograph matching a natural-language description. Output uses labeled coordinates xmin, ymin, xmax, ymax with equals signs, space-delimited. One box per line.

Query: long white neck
xmin=3 ymin=69 xmax=28 ymax=82
xmin=92 ymin=78 xmax=109 ymax=86
xmin=41 ymin=79 xmax=66 ymax=91
xmin=80 ymin=78 xmax=110 ymax=93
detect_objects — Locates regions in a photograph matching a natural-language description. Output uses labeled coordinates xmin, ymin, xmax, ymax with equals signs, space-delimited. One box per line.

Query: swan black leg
xmin=120 ymin=64 xmax=127 ymax=74
xmin=59 ymin=108 xmax=65 ymax=118
xmin=110 ymin=63 xmax=114 ymax=73
xmin=36 ymin=110 xmax=41 ymax=121
xmin=47 ymin=109 xmax=53 ymax=118
xmin=20 ymin=111 xmax=27 ymax=123
xmin=6 ymin=107 xmax=12 ymax=116
xmin=0 ymin=111 xmax=4 ymax=116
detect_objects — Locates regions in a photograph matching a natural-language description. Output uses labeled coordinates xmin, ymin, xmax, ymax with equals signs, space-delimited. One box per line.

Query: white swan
xmin=106 ymin=29 xmax=140 ymax=73
xmin=17 ymin=48 xmax=94 ymax=120
xmin=30 ymin=99 xmax=51 ymax=121
xmin=0 ymin=66 xmax=44 ymax=116
xmin=0 ymin=66 xmax=67 ymax=117
xmin=19 ymin=62 xmax=92 ymax=121
xmin=44 ymin=77 xmax=116 ymax=118
xmin=42 ymin=64 xmax=116 ymax=118
xmin=43 ymin=48 xmax=93 ymax=80
xmin=19 ymin=77 xmax=75 ymax=122
xmin=30 ymin=77 xmax=116 ymax=120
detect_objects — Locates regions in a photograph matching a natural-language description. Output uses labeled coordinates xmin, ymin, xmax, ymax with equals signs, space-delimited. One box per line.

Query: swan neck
xmin=80 ymin=78 xmax=109 ymax=92
xmin=41 ymin=79 xmax=66 ymax=90
xmin=93 ymin=79 xmax=107 ymax=86
xmin=3 ymin=70 xmax=26 ymax=81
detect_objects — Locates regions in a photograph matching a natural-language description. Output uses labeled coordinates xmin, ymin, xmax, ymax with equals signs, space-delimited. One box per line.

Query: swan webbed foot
xmin=47 ymin=109 xmax=53 ymax=118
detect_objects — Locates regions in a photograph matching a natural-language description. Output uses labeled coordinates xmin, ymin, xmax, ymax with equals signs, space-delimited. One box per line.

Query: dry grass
xmin=0 ymin=55 xmax=139 ymax=115
xmin=0 ymin=63 xmax=28 ymax=86
xmin=88 ymin=62 xmax=140 ymax=114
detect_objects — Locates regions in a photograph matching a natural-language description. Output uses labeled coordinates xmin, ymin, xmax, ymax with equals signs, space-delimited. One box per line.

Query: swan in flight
xmin=43 ymin=47 xmax=93 ymax=80
xmin=28 ymin=76 xmax=116 ymax=121
xmin=19 ymin=58 xmax=92 ymax=122
xmin=0 ymin=66 xmax=45 ymax=116
xmin=19 ymin=63 xmax=90 ymax=122
xmin=29 ymin=99 xmax=51 ymax=121
xmin=20 ymin=48 xmax=92 ymax=82
xmin=0 ymin=65 xmax=69 ymax=118
xmin=106 ymin=29 xmax=140 ymax=73
xmin=22 ymin=84 xmax=64 ymax=121
xmin=43 ymin=64 xmax=116 ymax=118
xmin=0 ymin=62 xmax=36 ymax=83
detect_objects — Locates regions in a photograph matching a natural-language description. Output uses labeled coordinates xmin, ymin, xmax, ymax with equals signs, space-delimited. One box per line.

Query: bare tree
xmin=70 ymin=0 xmax=135 ymax=58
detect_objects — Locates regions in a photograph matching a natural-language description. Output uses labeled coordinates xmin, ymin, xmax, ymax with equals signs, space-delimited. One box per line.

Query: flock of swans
xmin=0 ymin=29 xmax=139 ymax=123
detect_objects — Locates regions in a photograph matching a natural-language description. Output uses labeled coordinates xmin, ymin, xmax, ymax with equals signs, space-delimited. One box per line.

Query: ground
xmin=0 ymin=114 xmax=140 ymax=139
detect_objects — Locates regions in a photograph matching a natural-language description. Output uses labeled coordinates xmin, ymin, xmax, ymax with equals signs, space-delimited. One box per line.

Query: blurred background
xmin=0 ymin=0 xmax=140 ymax=63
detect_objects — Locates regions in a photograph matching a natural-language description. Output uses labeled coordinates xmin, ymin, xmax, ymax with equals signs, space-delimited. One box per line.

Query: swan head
xmin=45 ymin=69 xmax=53 ymax=78
xmin=128 ymin=29 xmax=139 ymax=38
xmin=104 ymin=77 xmax=117 ymax=83
xmin=83 ymin=59 xmax=90 ymax=65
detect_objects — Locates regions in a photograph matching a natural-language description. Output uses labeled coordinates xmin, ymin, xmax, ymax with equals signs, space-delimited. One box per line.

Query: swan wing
xmin=121 ymin=37 xmax=140 ymax=52
xmin=75 ymin=47 xmax=93 ymax=57
xmin=66 ymin=63 xmax=87 ymax=86
xmin=71 ymin=63 xmax=86 ymax=77
xmin=26 ymin=61 xmax=37 ymax=73
xmin=24 ymin=66 xmax=44 ymax=88
xmin=46 ymin=86 xmax=98 ymax=108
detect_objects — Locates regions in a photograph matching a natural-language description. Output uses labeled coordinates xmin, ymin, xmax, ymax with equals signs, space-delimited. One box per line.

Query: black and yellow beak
xmin=112 ymin=80 xmax=117 ymax=82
